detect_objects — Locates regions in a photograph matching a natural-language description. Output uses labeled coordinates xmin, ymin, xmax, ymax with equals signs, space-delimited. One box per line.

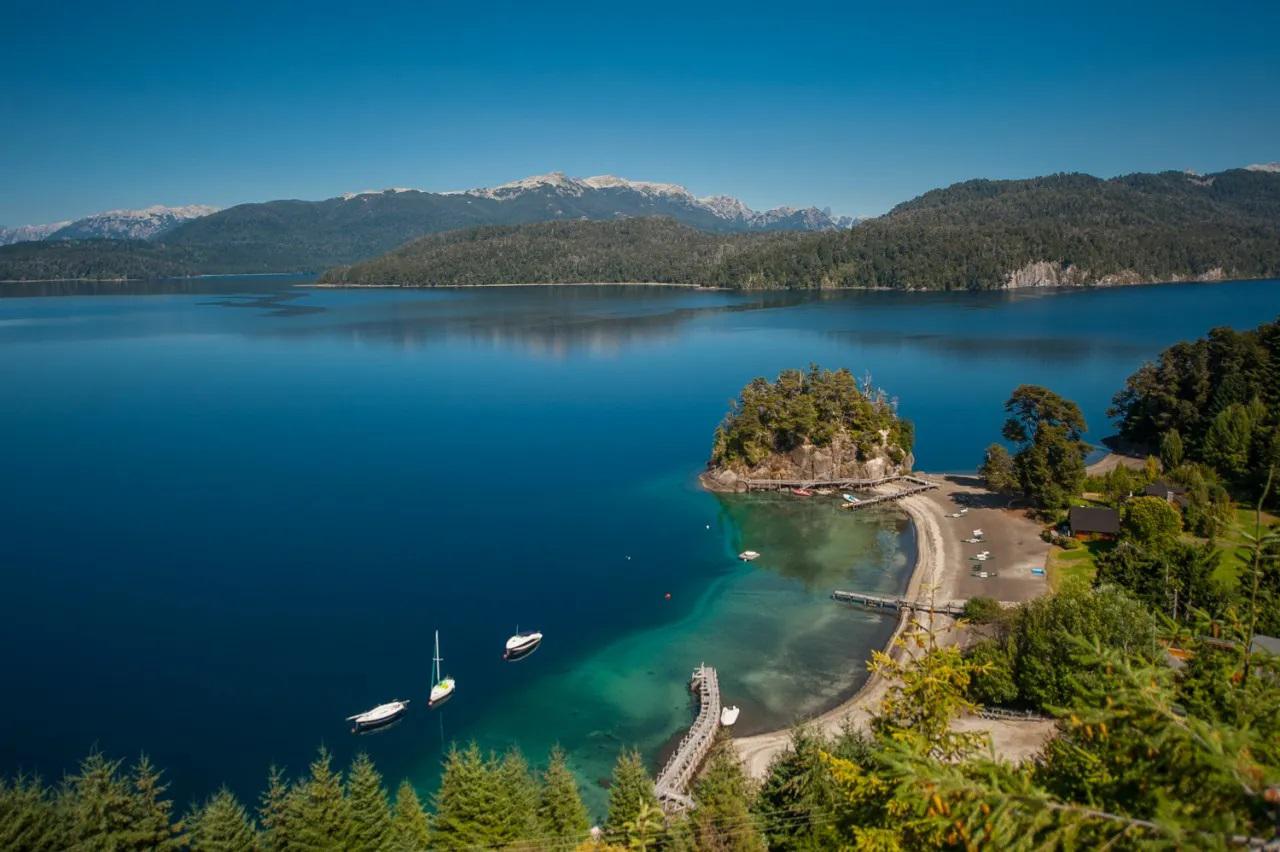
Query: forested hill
xmin=324 ymin=168 xmax=1280 ymax=290
xmin=0 ymin=239 xmax=199 ymax=282
xmin=710 ymin=168 xmax=1280 ymax=289
xmin=318 ymin=218 xmax=799 ymax=287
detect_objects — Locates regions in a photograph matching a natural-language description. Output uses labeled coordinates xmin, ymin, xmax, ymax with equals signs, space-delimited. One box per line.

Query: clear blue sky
xmin=3 ymin=0 xmax=1277 ymax=224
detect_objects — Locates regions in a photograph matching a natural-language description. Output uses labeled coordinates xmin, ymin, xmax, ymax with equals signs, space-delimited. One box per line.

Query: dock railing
xmin=655 ymin=663 xmax=721 ymax=813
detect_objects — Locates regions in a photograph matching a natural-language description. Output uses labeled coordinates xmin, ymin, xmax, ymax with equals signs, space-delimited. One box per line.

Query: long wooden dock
xmin=742 ymin=475 xmax=938 ymax=512
xmin=655 ymin=664 xmax=721 ymax=813
xmin=830 ymin=590 xmax=966 ymax=617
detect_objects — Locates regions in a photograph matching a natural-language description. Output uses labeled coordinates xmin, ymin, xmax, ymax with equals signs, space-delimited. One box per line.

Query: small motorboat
xmin=720 ymin=705 xmax=740 ymax=726
xmin=813 ymin=488 xmax=833 ymax=496
xmin=347 ymin=700 xmax=408 ymax=734
xmin=972 ymin=529 xmax=984 ymax=538
xmin=738 ymin=550 xmax=760 ymax=561
xmin=958 ymin=508 xmax=970 ymax=515
xmin=791 ymin=488 xmax=813 ymax=497
xmin=429 ymin=630 xmax=456 ymax=708
xmin=842 ymin=494 xmax=860 ymax=503
xmin=504 ymin=630 xmax=543 ymax=661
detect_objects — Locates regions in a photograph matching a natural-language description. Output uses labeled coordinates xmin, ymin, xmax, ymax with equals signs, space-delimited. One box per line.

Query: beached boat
xmin=504 ymin=630 xmax=543 ymax=661
xmin=791 ymin=488 xmax=813 ymax=497
xmin=347 ymin=700 xmax=408 ymax=733
xmin=738 ymin=550 xmax=760 ymax=561
xmin=720 ymin=705 xmax=740 ymax=726
xmin=813 ymin=488 xmax=833 ymax=496
xmin=842 ymin=494 xmax=860 ymax=503
xmin=429 ymin=630 xmax=456 ymax=708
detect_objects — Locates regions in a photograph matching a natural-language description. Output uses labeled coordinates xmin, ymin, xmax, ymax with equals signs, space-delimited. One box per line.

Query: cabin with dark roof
xmin=1143 ymin=480 xmax=1189 ymax=508
xmin=1068 ymin=506 xmax=1120 ymax=539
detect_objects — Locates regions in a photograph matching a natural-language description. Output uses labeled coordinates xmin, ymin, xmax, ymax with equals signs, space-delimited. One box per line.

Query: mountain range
xmin=0 ymin=173 xmax=852 ymax=272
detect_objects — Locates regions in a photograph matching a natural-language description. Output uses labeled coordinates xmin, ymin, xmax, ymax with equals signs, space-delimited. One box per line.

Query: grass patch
xmin=1046 ymin=540 xmax=1111 ymax=592
xmin=1213 ymin=506 xmax=1279 ymax=587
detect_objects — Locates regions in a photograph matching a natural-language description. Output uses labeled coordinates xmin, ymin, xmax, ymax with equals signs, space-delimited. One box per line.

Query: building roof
xmin=1252 ymin=634 xmax=1280 ymax=656
xmin=1143 ymin=480 xmax=1188 ymax=497
xmin=1068 ymin=506 xmax=1120 ymax=535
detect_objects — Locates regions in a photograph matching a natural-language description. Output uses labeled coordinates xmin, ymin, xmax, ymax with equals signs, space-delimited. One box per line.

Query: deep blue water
xmin=1 ymin=277 xmax=1278 ymax=813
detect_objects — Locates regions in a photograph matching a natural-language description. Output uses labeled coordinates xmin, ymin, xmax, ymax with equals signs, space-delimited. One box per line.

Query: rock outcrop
xmin=701 ymin=432 xmax=912 ymax=493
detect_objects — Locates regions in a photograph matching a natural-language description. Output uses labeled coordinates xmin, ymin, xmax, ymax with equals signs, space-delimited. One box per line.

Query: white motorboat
xmin=739 ymin=550 xmax=760 ymax=561
xmin=720 ymin=705 xmax=740 ymax=726
xmin=972 ymin=529 xmax=984 ymax=537
xmin=347 ymin=700 xmax=408 ymax=733
xmin=429 ymin=630 xmax=456 ymax=708
xmin=842 ymin=494 xmax=860 ymax=503
xmin=504 ymin=630 xmax=543 ymax=661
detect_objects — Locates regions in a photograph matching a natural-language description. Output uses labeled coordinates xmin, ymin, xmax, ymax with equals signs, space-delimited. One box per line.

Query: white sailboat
xmin=347 ymin=699 xmax=409 ymax=733
xmin=428 ymin=630 xmax=456 ymax=708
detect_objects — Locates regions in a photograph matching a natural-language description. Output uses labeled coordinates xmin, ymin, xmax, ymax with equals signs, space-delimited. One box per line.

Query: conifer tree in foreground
xmin=288 ymin=747 xmax=353 ymax=849
xmin=0 ymin=773 xmax=60 ymax=850
xmin=58 ymin=751 xmax=180 ymax=850
xmin=185 ymin=787 xmax=259 ymax=852
xmin=387 ymin=780 xmax=431 ymax=851
xmin=431 ymin=742 xmax=504 ymax=849
xmin=257 ymin=765 xmax=293 ymax=851
xmin=604 ymin=748 xmax=659 ymax=841
xmin=691 ymin=741 xmax=765 ymax=852
xmin=536 ymin=745 xmax=590 ymax=848
xmin=495 ymin=747 xmax=539 ymax=844
xmin=346 ymin=752 xmax=392 ymax=851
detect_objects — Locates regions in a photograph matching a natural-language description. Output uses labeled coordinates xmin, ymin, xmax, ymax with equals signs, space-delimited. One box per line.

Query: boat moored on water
xmin=504 ymin=630 xmax=543 ymax=661
xmin=720 ymin=705 xmax=740 ymax=726
xmin=347 ymin=700 xmax=408 ymax=733
xmin=842 ymin=493 xmax=859 ymax=503
xmin=791 ymin=487 xmax=813 ymax=497
xmin=738 ymin=550 xmax=760 ymax=561
xmin=429 ymin=630 xmax=456 ymax=708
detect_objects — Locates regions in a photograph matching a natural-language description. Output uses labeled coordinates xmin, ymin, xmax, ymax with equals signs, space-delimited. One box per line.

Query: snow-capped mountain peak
xmin=0 ymin=221 xmax=73 ymax=246
xmin=460 ymin=171 xmax=853 ymax=230
xmin=1246 ymin=162 xmax=1280 ymax=173
xmin=50 ymin=204 xmax=220 ymax=241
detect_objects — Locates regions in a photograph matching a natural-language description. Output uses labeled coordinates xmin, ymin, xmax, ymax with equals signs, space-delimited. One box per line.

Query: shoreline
xmin=732 ymin=475 xmax=1050 ymax=778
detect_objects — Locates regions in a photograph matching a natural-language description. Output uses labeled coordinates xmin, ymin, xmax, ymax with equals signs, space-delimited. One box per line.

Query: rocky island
xmin=700 ymin=366 xmax=915 ymax=492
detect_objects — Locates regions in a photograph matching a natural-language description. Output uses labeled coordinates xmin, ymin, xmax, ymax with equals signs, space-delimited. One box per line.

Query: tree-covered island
xmin=701 ymin=366 xmax=915 ymax=491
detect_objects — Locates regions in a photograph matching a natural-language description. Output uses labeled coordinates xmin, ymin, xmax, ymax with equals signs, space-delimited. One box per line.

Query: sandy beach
xmin=733 ymin=474 xmax=1052 ymax=778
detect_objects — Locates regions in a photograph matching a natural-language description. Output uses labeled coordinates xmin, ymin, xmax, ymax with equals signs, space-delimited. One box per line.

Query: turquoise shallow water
xmin=1 ymin=277 xmax=1278 ymax=814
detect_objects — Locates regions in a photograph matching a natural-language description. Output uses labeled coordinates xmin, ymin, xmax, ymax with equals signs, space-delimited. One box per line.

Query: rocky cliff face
xmin=700 ymin=432 xmax=912 ymax=492
xmin=1004 ymin=260 xmax=1231 ymax=289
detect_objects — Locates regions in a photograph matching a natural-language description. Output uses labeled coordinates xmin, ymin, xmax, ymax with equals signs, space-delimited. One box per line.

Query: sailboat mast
xmin=433 ymin=629 xmax=442 ymax=683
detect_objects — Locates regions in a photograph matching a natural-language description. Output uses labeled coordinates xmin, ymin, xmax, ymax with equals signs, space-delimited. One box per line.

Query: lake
xmin=2 ymin=277 xmax=1278 ymax=814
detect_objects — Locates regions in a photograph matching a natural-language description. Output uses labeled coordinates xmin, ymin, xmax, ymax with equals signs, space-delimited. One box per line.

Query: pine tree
xmin=603 ymin=749 xmax=658 ymax=841
xmin=0 ymin=773 xmax=62 ymax=850
xmin=494 ymin=747 xmax=539 ymax=844
xmin=123 ymin=754 xmax=179 ymax=849
xmin=57 ymin=751 xmax=146 ymax=848
xmin=257 ymin=766 xmax=292 ymax=852
xmin=536 ymin=746 xmax=589 ymax=848
xmin=289 ymin=746 xmax=353 ymax=849
xmin=387 ymin=781 xmax=431 ymax=851
xmin=690 ymin=742 xmax=765 ymax=852
xmin=621 ymin=799 xmax=665 ymax=850
xmin=346 ymin=753 xmax=392 ymax=851
xmin=431 ymin=742 xmax=503 ymax=849
xmin=185 ymin=787 xmax=259 ymax=851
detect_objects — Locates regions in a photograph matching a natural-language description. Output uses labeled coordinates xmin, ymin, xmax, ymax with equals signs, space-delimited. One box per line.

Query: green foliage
xmin=0 ymin=239 xmax=199 ymax=281
xmin=386 ymin=782 xmax=430 ymax=851
xmin=965 ymin=639 xmax=1019 ymax=706
xmin=430 ymin=743 xmax=504 ymax=850
xmin=977 ymin=443 xmax=1017 ymax=493
xmin=1121 ymin=494 xmax=1183 ymax=547
xmin=287 ymin=747 xmax=353 ymax=850
xmin=185 ymin=788 xmax=259 ymax=852
xmin=689 ymin=741 xmax=766 ymax=852
xmin=257 ymin=766 xmax=293 ymax=852
xmin=494 ymin=747 xmax=539 ymax=844
xmin=345 ymin=753 xmax=392 ymax=851
xmin=1160 ymin=428 xmax=1185 ymax=469
xmin=1000 ymin=385 xmax=1088 ymax=508
xmin=960 ymin=595 xmax=1006 ymax=624
xmin=1096 ymin=539 xmax=1223 ymax=621
xmin=604 ymin=749 xmax=659 ymax=841
xmin=710 ymin=365 xmax=908 ymax=471
xmin=1012 ymin=583 xmax=1158 ymax=708
xmin=536 ymin=746 xmax=589 ymax=848
xmin=1111 ymin=316 xmax=1280 ymax=494
xmin=0 ymin=773 xmax=61 ymax=850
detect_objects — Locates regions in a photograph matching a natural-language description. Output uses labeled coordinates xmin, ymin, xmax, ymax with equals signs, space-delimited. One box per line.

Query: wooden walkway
xmin=831 ymin=590 xmax=966 ymax=617
xmin=742 ymin=474 xmax=933 ymax=491
xmin=655 ymin=664 xmax=721 ymax=813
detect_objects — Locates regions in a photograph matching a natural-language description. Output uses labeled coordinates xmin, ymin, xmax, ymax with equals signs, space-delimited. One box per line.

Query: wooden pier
xmin=830 ymin=590 xmax=966 ymax=617
xmin=655 ymin=664 xmax=721 ymax=813
xmin=742 ymin=475 xmax=938 ymax=512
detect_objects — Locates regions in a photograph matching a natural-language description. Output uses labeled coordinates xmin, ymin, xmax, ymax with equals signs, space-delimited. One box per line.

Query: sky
xmin=2 ymin=0 xmax=1278 ymax=225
